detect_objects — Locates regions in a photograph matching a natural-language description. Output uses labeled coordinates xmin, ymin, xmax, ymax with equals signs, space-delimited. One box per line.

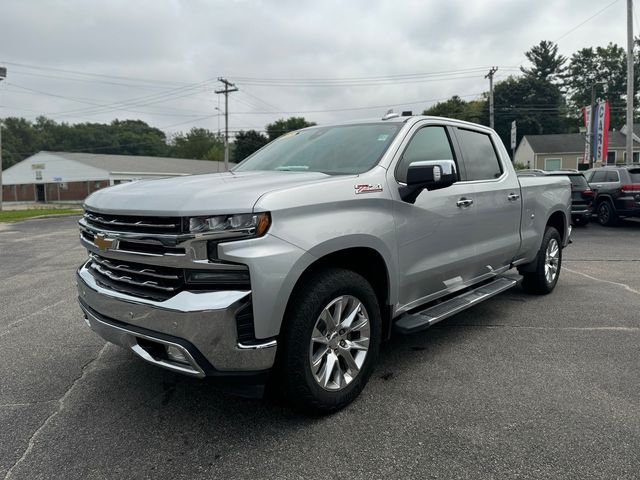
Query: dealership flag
xmin=583 ymin=106 xmax=592 ymax=164
xmin=594 ymin=100 xmax=610 ymax=163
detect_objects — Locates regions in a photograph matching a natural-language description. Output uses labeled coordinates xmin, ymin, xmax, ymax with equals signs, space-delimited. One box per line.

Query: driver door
xmin=391 ymin=123 xmax=479 ymax=311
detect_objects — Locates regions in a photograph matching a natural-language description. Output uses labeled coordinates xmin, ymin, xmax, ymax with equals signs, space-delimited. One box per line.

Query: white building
xmin=2 ymin=151 xmax=229 ymax=203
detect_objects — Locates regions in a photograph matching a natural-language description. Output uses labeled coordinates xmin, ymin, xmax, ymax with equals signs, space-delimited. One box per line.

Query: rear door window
xmin=629 ymin=168 xmax=640 ymax=182
xmin=455 ymin=129 xmax=503 ymax=181
xmin=604 ymin=170 xmax=620 ymax=182
xmin=591 ymin=171 xmax=607 ymax=183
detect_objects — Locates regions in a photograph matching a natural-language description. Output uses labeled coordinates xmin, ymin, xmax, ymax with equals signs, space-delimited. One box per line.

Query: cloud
xmin=0 ymin=0 xmax=628 ymax=135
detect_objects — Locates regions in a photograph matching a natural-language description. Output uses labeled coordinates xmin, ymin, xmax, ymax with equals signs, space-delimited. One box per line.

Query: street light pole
xmin=0 ymin=66 xmax=6 ymax=212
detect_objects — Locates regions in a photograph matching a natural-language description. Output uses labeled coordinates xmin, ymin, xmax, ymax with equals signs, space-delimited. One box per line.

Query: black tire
xmin=519 ymin=226 xmax=562 ymax=295
xmin=597 ymin=200 xmax=618 ymax=226
xmin=279 ymin=268 xmax=381 ymax=414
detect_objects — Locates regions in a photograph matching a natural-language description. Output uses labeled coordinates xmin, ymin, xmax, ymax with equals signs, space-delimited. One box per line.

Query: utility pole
xmin=627 ymin=0 xmax=634 ymax=165
xmin=215 ymin=78 xmax=238 ymax=171
xmin=485 ymin=66 xmax=498 ymax=129
xmin=0 ymin=66 xmax=6 ymax=211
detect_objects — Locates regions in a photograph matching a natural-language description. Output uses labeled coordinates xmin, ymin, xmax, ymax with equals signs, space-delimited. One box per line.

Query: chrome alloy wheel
xmin=309 ymin=295 xmax=370 ymax=391
xmin=544 ymin=238 xmax=560 ymax=284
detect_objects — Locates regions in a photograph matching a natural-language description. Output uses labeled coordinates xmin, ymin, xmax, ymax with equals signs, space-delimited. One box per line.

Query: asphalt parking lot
xmin=1 ymin=216 xmax=639 ymax=480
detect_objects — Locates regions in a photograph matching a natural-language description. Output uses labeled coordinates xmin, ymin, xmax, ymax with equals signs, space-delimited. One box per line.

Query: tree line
xmin=2 ymin=39 xmax=637 ymax=170
xmin=1 ymin=115 xmax=314 ymax=170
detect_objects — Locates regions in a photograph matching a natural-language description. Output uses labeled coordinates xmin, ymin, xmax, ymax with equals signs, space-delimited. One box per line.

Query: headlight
xmin=188 ymin=212 xmax=271 ymax=239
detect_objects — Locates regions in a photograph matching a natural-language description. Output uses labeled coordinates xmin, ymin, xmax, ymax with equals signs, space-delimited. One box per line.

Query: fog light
xmin=165 ymin=345 xmax=189 ymax=365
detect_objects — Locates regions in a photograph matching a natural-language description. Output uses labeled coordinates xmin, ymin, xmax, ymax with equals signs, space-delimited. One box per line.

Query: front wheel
xmin=280 ymin=268 xmax=381 ymax=414
xmin=519 ymin=226 xmax=562 ymax=295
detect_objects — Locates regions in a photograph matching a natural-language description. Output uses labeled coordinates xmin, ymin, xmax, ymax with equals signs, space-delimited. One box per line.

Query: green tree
xmin=1 ymin=117 xmax=39 ymax=169
xmin=492 ymin=76 xmax=566 ymax=149
xmin=521 ymin=40 xmax=567 ymax=82
xmin=170 ymin=127 xmax=222 ymax=159
xmin=266 ymin=117 xmax=315 ymax=141
xmin=563 ymin=42 xmax=638 ymax=129
xmin=422 ymin=95 xmax=488 ymax=124
xmin=233 ymin=130 xmax=269 ymax=162
xmin=1 ymin=116 xmax=171 ymax=168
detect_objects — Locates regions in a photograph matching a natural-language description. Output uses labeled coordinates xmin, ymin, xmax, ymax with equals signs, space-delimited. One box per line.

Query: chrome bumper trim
xmin=80 ymin=304 xmax=206 ymax=378
xmin=237 ymin=340 xmax=278 ymax=350
xmin=76 ymin=264 xmax=277 ymax=372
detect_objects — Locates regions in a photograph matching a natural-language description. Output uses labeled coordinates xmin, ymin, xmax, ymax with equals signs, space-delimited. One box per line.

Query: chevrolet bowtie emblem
xmin=94 ymin=234 xmax=116 ymax=251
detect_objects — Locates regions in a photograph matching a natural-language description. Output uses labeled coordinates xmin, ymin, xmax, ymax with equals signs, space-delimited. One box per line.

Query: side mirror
xmin=400 ymin=160 xmax=457 ymax=203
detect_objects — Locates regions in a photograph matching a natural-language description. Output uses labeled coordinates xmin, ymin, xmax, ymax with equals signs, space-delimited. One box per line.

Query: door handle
xmin=507 ymin=193 xmax=520 ymax=201
xmin=456 ymin=198 xmax=474 ymax=207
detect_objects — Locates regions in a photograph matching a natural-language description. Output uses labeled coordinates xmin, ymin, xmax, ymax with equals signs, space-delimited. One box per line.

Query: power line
xmin=231 ymin=66 xmax=494 ymax=83
xmin=238 ymin=88 xmax=284 ymax=113
xmin=7 ymin=69 xmax=180 ymax=90
xmin=0 ymin=60 xmax=188 ymax=86
xmin=554 ymin=0 xmax=620 ymax=42
xmin=4 ymin=82 xmax=218 ymax=118
xmin=235 ymin=73 xmax=489 ymax=88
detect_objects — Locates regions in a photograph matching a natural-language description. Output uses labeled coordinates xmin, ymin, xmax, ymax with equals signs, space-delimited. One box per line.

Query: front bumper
xmin=76 ymin=263 xmax=277 ymax=378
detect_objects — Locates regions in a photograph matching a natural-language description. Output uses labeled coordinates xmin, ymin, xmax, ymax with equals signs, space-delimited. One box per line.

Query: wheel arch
xmin=546 ymin=209 xmax=567 ymax=244
xmin=281 ymin=244 xmax=394 ymax=340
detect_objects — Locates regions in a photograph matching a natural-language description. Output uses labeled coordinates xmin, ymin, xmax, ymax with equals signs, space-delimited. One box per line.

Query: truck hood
xmin=83 ymin=170 xmax=334 ymax=216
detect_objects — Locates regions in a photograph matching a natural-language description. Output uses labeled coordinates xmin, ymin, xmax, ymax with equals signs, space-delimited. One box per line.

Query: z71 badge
xmin=355 ymin=184 xmax=383 ymax=194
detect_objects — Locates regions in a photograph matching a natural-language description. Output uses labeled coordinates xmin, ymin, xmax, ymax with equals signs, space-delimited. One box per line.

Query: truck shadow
xmin=95 ymin=289 xmax=527 ymax=429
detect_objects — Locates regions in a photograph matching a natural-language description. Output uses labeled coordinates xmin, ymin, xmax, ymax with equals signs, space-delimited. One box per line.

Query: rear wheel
xmin=597 ymin=200 xmax=618 ymax=226
xmin=519 ymin=226 xmax=562 ymax=295
xmin=280 ymin=268 xmax=381 ymax=414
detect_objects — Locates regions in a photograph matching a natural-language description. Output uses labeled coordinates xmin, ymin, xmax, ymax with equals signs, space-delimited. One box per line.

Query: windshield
xmin=233 ymin=123 xmax=402 ymax=175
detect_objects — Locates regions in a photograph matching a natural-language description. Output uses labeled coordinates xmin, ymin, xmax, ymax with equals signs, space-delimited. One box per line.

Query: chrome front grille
xmin=80 ymin=209 xmax=252 ymax=303
xmin=84 ymin=210 xmax=183 ymax=234
xmin=88 ymin=254 xmax=183 ymax=300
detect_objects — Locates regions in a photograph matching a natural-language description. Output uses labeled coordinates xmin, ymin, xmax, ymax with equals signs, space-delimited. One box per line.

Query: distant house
xmin=2 ymin=151 xmax=230 ymax=203
xmin=514 ymin=125 xmax=640 ymax=171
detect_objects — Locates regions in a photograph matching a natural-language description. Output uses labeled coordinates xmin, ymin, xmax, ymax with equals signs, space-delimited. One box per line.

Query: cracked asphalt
xmin=1 ymin=216 xmax=639 ymax=479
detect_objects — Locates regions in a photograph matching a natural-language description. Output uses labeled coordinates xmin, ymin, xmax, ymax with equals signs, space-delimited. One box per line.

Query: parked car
xmin=517 ymin=170 xmax=593 ymax=226
xmin=584 ymin=166 xmax=640 ymax=226
xmin=77 ymin=115 xmax=571 ymax=413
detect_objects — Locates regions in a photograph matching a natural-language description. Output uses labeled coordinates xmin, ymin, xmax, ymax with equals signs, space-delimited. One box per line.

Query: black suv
xmin=584 ymin=166 xmax=640 ymax=226
xmin=517 ymin=170 xmax=594 ymax=226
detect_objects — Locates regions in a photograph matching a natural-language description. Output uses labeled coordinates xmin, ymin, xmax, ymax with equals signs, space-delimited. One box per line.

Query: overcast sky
xmin=0 ymin=0 xmax=629 ymax=138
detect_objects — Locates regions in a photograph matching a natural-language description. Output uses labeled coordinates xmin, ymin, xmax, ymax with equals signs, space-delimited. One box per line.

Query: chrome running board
xmin=394 ymin=276 xmax=518 ymax=334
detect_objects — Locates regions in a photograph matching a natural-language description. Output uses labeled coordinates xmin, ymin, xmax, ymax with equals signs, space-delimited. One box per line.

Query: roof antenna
xmin=382 ymin=109 xmax=400 ymax=121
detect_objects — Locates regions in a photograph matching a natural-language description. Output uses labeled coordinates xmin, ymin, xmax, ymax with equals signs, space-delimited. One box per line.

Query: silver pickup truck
xmin=77 ymin=114 xmax=571 ymax=412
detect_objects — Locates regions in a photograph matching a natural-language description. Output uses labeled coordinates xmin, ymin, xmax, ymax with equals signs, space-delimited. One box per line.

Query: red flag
xmin=601 ymin=101 xmax=610 ymax=162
